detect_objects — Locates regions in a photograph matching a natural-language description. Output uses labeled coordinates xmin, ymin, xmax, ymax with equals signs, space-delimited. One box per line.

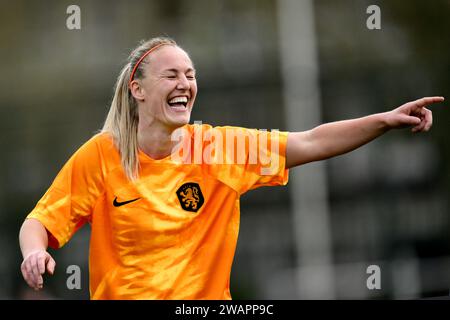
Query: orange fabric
xmin=27 ymin=124 xmax=289 ymax=300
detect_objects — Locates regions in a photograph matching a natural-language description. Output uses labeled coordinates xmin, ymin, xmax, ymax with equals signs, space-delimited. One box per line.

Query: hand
xmin=385 ymin=96 xmax=445 ymax=133
xmin=21 ymin=250 xmax=56 ymax=291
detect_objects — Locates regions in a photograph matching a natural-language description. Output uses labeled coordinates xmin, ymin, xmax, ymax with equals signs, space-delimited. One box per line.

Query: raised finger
xmin=413 ymin=96 xmax=445 ymax=109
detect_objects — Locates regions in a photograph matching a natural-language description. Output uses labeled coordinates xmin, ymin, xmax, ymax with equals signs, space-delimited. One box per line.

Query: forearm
xmin=308 ymin=112 xmax=389 ymax=161
xmin=287 ymin=96 xmax=443 ymax=168
xmin=19 ymin=218 xmax=49 ymax=258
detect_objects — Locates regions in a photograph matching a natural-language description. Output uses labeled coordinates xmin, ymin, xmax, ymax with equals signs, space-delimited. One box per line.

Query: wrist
xmin=22 ymin=248 xmax=46 ymax=260
xmin=377 ymin=112 xmax=392 ymax=132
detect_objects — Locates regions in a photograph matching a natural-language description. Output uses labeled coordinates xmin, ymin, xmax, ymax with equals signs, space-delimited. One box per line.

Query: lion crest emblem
xmin=176 ymin=182 xmax=204 ymax=212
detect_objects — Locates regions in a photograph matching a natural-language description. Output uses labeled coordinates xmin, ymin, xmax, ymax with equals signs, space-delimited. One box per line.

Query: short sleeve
xmin=203 ymin=126 xmax=289 ymax=195
xmin=26 ymin=134 xmax=106 ymax=248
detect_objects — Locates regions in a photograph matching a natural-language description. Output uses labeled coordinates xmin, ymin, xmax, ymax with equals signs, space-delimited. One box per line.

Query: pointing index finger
xmin=414 ymin=96 xmax=445 ymax=109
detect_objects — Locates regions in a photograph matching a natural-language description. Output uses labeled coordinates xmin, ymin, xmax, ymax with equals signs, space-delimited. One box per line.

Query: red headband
xmin=129 ymin=43 xmax=166 ymax=85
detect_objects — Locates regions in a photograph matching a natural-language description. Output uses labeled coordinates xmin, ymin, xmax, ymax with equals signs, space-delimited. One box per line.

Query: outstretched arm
xmin=286 ymin=96 xmax=445 ymax=168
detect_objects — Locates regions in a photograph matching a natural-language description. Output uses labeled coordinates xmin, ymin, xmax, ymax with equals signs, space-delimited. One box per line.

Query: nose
xmin=176 ymin=74 xmax=190 ymax=90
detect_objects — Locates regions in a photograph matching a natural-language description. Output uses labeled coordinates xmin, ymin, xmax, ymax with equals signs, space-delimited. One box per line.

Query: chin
xmin=168 ymin=116 xmax=191 ymax=129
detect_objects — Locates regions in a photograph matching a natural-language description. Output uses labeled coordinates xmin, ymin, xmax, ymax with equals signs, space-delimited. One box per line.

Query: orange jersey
xmin=27 ymin=124 xmax=289 ymax=299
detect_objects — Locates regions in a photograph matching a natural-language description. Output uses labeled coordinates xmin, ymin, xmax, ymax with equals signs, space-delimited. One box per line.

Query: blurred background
xmin=0 ymin=0 xmax=449 ymax=299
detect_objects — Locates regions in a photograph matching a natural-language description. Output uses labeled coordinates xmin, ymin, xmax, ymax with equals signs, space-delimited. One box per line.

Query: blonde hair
xmin=101 ymin=37 xmax=177 ymax=180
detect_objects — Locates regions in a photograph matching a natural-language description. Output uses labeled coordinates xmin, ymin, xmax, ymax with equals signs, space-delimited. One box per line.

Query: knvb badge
xmin=176 ymin=182 xmax=204 ymax=213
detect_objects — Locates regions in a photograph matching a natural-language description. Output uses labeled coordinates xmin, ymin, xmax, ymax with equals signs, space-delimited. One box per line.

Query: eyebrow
xmin=163 ymin=68 xmax=196 ymax=74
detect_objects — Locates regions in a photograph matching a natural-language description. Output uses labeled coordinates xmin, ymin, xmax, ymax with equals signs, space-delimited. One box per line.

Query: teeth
xmin=168 ymin=96 xmax=188 ymax=104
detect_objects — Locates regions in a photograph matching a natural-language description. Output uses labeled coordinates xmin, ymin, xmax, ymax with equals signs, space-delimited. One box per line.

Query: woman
xmin=19 ymin=36 xmax=444 ymax=299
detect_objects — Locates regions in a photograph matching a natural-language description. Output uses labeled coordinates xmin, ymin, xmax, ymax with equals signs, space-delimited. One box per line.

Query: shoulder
xmin=71 ymin=132 xmax=119 ymax=166
xmin=85 ymin=131 xmax=114 ymax=147
xmin=78 ymin=132 xmax=115 ymax=152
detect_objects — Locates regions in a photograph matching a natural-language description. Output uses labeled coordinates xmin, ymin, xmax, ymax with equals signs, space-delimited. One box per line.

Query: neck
xmin=138 ymin=122 xmax=177 ymax=160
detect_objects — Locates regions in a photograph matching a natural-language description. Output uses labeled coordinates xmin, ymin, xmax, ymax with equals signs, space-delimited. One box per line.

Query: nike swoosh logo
xmin=113 ymin=196 xmax=141 ymax=207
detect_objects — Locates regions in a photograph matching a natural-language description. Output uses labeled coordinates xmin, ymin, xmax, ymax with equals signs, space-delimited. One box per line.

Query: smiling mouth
xmin=168 ymin=96 xmax=188 ymax=109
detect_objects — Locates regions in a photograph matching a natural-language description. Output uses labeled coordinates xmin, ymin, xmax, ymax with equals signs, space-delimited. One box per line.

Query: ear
xmin=129 ymin=80 xmax=145 ymax=101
